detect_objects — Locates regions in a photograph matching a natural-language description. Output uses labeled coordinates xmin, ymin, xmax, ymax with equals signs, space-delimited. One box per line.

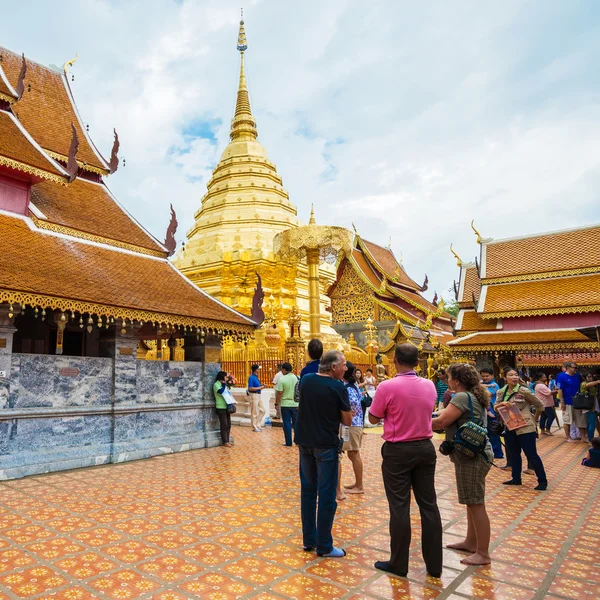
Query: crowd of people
xmin=212 ymin=344 xmax=600 ymax=577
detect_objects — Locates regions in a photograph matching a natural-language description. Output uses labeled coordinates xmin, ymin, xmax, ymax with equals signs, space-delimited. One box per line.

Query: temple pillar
xmin=0 ymin=308 xmax=17 ymax=410
xmin=306 ymin=248 xmax=321 ymax=338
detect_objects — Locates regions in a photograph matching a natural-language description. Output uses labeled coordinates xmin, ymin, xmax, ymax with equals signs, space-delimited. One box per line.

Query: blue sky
xmin=2 ymin=0 xmax=600 ymax=300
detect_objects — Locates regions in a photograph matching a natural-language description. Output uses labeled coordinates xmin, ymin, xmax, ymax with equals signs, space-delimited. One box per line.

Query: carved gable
xmin=331 ymin=263 xmax=374 ymax=324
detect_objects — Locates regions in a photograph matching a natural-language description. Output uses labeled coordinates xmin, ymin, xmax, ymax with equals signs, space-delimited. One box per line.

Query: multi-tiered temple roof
xmin=450 ymin=225 xmax=600 ymax=367
xmin=0 ymin=46 xmax=254 ymax=335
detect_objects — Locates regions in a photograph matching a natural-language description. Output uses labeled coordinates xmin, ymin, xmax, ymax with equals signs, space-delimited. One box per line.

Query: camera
xmin=439 ymin=440 xmax=455 ymax=456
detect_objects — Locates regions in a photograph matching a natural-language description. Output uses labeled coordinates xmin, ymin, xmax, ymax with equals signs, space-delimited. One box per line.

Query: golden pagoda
xmin=174 ymin=16 xmax=336 ymax=335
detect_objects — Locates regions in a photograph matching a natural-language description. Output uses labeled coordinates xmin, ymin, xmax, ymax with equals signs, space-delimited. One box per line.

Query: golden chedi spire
xmin=231 ymin=15 xmax=257 ymax=142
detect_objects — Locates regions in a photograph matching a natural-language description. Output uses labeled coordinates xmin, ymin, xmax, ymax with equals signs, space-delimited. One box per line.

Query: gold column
xmin=306 ymin=248 xmax=321 ymax=338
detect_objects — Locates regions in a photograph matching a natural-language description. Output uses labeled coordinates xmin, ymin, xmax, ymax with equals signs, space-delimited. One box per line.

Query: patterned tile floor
xmin=0 ymin=426 xmax=599 ymax=599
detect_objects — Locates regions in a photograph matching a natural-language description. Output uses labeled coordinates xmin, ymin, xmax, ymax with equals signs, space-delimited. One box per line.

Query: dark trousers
xmin=281 ymin=407 xmax=298 ymax=446
xmin=586 ymin=411 xmax=597 ymax=442
xmin=503 ymin=435 xmax=533 ymax=470
xmin=381 ymin=439 xmax=443 ymax=576
xmin=505 ymin=430 xmax=547 ymax=485
xmin=215 ymin=408 xmax=231 ymax=444
xmin=487 ymin=418 xmax=504 ymax=458
xmin=539 ymin=407 xmax=556 ymax=431
xmin=299 ymin=446 xmax=339 ymax=555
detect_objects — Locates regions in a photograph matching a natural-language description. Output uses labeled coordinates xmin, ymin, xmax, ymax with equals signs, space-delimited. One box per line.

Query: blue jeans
xmin=281 ymin=407 xmax=298 ymax=446
xmin=487 ymin=418 xmax=504 ymax=458
xmin=505 ymin=430 xmax=547 ymax=485
xmin=539 ymin=407 xmax=556 ymax=432
xmin=299 ymin=446 xmax=339 ymax=554
xmin=586 ymin=411 xmax=597 ymax=442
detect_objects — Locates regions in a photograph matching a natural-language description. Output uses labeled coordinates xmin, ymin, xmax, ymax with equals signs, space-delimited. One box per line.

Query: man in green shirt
xmin=275 ymin=362 xmax=299 ymax=446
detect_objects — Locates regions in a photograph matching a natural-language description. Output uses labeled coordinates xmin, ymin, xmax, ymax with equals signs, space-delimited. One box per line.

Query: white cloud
xmin=3 ymin=0 xmax=600 ymax=302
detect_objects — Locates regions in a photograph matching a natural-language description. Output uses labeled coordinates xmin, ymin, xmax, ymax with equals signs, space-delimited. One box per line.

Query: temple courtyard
xmin=0 ymin=427 xmax=598 ymax=600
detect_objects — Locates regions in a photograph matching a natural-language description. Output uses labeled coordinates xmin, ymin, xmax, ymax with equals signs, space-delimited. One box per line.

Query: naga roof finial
xmin=309 ymin=204 xmax=316 ymax=225
xmin=450 ymin=243 xmax=463 ymax=267
xmin=63 ymin=52 xmax=78 ymax=74
xmin=471 ymin=219 xmax=483 ymax=244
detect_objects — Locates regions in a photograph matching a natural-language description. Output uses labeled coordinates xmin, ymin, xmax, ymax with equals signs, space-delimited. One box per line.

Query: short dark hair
xmin=480 ymin=368 xmax=493 ymax=376
xmin=394 ymin=343 xmax=419 ymax=367
xmin=534 ymin=371 xmax=546 ymax=381
xmin=366 ymin=368 xmax=373 ymax=373
xmin=504 ymin=366 xmax=518 ymax=376
xmin=251 ymin=364 xmax=260 ymax=372
xmin=307 ymin=338 xmax=323 ymax=360
xmin=281 ymin=362 xmax=293 ymax=372
xmin=215 ymin=370 xmax=227 ymax=382
xmin=437 ymin=368 xmax=446 ymax=376
xmin=591 ymin=437 xmax=600 ymax=450
xmin=344 ymin=361 xmax=356 ymax=385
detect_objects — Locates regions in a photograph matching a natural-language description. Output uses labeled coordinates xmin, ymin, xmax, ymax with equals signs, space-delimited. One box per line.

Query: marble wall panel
xmin=136 ymin=361 xmax=204 ymax=406
xmin=9 ymin=355 xmax=113 ymax=409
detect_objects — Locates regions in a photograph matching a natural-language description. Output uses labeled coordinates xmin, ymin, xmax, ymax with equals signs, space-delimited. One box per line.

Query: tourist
xmin=534 ymin=372 xmax=558 ymax=435
xmin=432 ymin=363 xmax=493 ymax=566
xmin=495 ymin=368 xmax=547 ymax=490
xmin=342 ymin=362 xmax=365 ymax=495
xmin=581 ymin=437 xmax=600 ymax=468
xmin=480 ymin=368 xmax=503 ymax=460
xmin=300 ymin=338 xmax=323 ymax=379
xmin=272 ymin=364 xmax=284 ymax=419
xmin=364 ymin=368 xmax=377 ymax=396
xmin=214 ymin=371 xmax=233 ymax=447
xmin=436 ymin=369 xmax=449 ymax=410
xmin=548 ymin=374 xmax=557 ymax=392
xmin=369 ymin=344 xmax=442 ymax=578
xmin=355 ymin=368 xmax=365 ymax=392
xmin=274 ymin=362 xmax=299 ymax=447
xmin=248 ymin=364 xmax=266 ymax=432
xmin=580 ymin=373 xmax=600 ymax=442
xmin=556 ymin=362 xmax=582 ymax=443
xmin=295 ymin=350 xmax=351 ymax=557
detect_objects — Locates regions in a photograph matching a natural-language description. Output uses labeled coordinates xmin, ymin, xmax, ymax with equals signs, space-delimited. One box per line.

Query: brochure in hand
xmin=495 ymin=402 xmax=527 ymax=431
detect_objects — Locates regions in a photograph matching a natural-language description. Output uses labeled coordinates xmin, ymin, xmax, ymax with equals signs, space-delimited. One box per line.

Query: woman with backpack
xmin=432 ymin=363 xmax=493 ymax=566
xmin=495 ymin=368 xmax=546 ymax=490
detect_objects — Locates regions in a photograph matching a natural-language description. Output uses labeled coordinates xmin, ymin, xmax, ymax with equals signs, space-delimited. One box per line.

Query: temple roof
xmin=483 ymin=225 xmax=600 ymax=282
xmin=30 ymin=178 xmax=165 ymax=255
xmin=0 ymin=65 xmax=18 ymax=102
xmin=448 ymin=329 xmax=596 ymax=351
xmin=358 ymin=238 xmax=421 ymax=291
xmin=456 ymin=309 xmax=498 ymax=333
xmin=479 ymin=273 xmax=600 ymax=319
xmin=0 ymin=47 xmax=109 ymax=174
xmin=0 ymin=110 xmax=68 ymax=183
xmin=0 ymin=212 xmax=255 ymax=331
xmin=458 ymin=265 xmax=480 ymax=308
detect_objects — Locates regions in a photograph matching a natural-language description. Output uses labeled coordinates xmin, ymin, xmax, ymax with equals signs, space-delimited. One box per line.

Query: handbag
xmin=453 ymin=393 xmax=489 ymax=459
xmin=572 ymin=391 xmax=595 ymax=410
xmin=227 ymin=403 xmax=237 ymax=414
xmin=362 ymin=392 xmax=373 ymax=408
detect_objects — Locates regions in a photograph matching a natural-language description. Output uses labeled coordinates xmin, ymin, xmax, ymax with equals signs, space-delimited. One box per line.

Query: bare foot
xmin=446 ymin=541 xmax=477 ymax=553
xmin=343 ymin=484 xmax=357 ymax=490
xmin=346 ymin=488 xmax=364 ymax=494
xmin=460 ymin=551 xmax=491 ymax=565
xmin=567 ymin=439 xmax=577 ymax=443
xmin=336 ymin=493 xmax=347 ymax=501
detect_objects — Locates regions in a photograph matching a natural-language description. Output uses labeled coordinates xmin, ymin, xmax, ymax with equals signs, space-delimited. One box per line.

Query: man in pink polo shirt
xmin=368 ymin=344 xmax=443 ymax=579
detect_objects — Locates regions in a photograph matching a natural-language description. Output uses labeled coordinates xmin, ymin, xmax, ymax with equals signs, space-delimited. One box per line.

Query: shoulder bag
xmin=572 ymin=390 xmax=595 ymax=410
xmin=453 ymin=393 xmax=489 ymax=459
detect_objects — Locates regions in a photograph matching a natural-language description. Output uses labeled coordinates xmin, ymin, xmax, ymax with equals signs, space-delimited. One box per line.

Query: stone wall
xmin=0 ymin=352 xmax=221 ymax=480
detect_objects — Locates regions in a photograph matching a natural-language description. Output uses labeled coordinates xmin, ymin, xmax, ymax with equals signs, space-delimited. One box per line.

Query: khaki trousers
xmin=249 ymin=393 xmax=266 ymax=430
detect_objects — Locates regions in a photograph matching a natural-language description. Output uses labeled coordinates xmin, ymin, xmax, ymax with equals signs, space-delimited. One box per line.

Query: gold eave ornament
xmin=43 ymin=148 xmax=109 ymax=177
xmin=480 ymin=304 xmax=600 ymax=320
xmin=0 ymin=289 xmax=255 ymax=336
xmin=0 ymin=155 xmax=68 ymax=185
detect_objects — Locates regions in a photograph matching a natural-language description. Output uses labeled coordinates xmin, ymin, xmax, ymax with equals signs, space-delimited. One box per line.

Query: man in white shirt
xmin=272 ymin=364 xmax=284 ymax=419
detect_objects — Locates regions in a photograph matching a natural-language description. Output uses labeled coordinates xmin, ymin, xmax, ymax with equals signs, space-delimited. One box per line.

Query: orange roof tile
xmin=0 ymin=47 xmax=108 ymax=173
xmin=457 ymin=310 xmax=498 ymax=332
xmin=0 ymin=65 xmax=17 ymax=100
xmin=485 ymin=226 xmax=600 ymax=280
xmin=351 ymin=249 xmax=383 ymax=289
xmin=30 ymin=178 xmax=165 ymax=254
xmin=360 ymin=238 xmax=421 ymax=290
xmin=0 ymin=213 xmax=253 ymax=328
xmin=450 ymin=329 xmax=592 ymax=348
xmin=0 ymin=110 xmax=67 ymax=181
xmin=460 ymin=266 xmax=481 ymax=307
xmin=481 ymin=274 xmax=600 ymax=318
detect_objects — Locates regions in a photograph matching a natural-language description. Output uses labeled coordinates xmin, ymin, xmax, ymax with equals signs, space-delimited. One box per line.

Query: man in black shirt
xmin=295 ymin=350 xmax=352 ymax=558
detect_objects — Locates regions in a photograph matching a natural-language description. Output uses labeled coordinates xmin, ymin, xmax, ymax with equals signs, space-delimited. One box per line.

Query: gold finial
xmin=230 ymin=13 xmax=257 ymax=142
xmin=471 ymin=219 xmax=483 ymax=244
xmin=309 ymin=204 xmax=316 ymax=225
xmin=450 ymin=243 xmax=463 ymax=267
xmin=386 ymin=235 xmax=392 ymax=250
xmin=351 ymin=222 xmax=358 ymax=234
xmin=63 ymin=52 xmax=78 ymax=74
